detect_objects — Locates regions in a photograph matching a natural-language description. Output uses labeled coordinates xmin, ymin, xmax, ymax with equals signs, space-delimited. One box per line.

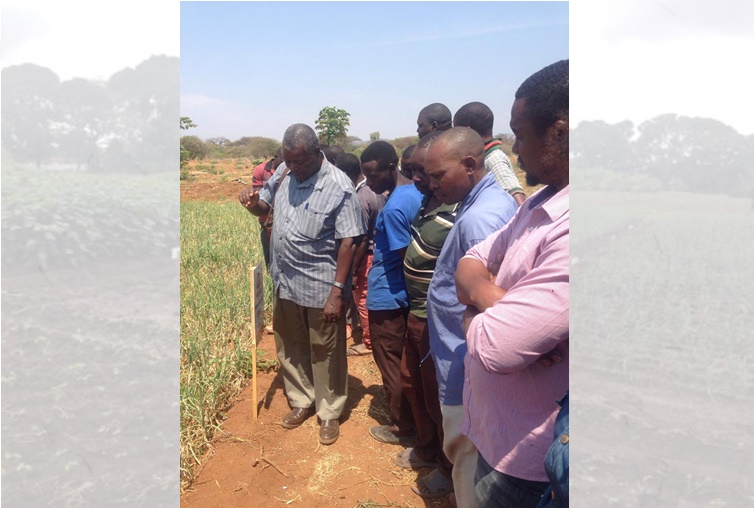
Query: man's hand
xmin=323 ymin=287 xmax=344 ymax=323
xmin=238 ymin=187 xmax=261 ymax=210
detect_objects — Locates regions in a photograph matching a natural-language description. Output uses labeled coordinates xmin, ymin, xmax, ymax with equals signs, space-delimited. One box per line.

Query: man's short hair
xmin=283 ymin=124 xmax=319 ymax=153
xmin=453 ymin=102 xmax=494 ymax=139
xmin=419 ymin=103 xmax=452 ymax=130
xmin=401 ymin=144 xmax=416 ymax=161
xmin=360 ymin=140 xmax=398 ymax=170
xmin=435 ymin=127 xmax=485 ymax=162
xmin=417 ymin=130 xmax=443 ymax=150
xmin=335 ymin=153 xmax=362 ymax=180
xmin=515 ymin=60 xmax=569 ymax=135
xmin=323 ymin=145 xmax=346 ymax=164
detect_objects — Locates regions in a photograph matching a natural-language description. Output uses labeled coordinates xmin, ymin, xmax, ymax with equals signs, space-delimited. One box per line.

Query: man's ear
xmin=462 ymin=155 xmax=476 ymax=175
xmin=548 ymin=120 xmax=568 ymax=142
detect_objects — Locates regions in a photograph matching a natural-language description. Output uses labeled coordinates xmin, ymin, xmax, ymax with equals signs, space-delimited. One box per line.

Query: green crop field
xmin=179 ymin=201 xmax=274 ymax=487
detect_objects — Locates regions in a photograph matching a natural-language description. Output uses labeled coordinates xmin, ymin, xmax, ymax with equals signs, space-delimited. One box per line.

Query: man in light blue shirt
xmin=425 ymin=127 xmax=517 ymax=507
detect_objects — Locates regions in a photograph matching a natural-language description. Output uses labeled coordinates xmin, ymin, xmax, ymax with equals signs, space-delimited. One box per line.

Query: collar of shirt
xmin=527 ymin=184 xmax=569 ymax=222
xmin=457 ymin=172 xmax=498 ymax=216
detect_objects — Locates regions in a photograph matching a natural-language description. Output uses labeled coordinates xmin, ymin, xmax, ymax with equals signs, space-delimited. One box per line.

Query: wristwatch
xmin=332 ymin=281 xmax=346 ymax=290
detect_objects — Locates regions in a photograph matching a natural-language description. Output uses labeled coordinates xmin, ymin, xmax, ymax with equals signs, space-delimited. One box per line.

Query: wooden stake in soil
xmin=249 ymin=264 xmax=265 ymax=420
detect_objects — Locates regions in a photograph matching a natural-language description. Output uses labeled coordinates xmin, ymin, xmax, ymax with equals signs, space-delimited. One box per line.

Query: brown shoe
xmin=319 ymin=419 xmax=340 ymax=445
xmin=281 ymin=407 xmax=315 ymax=429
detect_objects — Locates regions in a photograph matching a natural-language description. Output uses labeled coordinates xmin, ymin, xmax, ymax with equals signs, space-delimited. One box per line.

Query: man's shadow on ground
xmin=258 ymin=368 xmax=389 ymax=426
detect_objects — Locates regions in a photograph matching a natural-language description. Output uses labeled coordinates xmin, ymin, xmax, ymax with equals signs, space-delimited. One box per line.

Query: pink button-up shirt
xmin=460 ymin=184 xmax=569 ymax=482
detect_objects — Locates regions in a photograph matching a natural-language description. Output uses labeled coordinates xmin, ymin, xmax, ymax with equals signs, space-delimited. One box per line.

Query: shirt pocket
xmin=296 ymin=206 xmax=327 ymax=240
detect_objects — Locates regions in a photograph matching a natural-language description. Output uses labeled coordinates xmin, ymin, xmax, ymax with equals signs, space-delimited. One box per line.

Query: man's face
xmin=284 ymin=145 xmax=321 ymax=182
xmin=400 ymin=155 xmax=414 ymax=180
xmin=271 ymin=155 xmax=284 ymax=171
xmin=361 ymin=160 xmax=394 ymax=195
xmin=410 ymin=146 xmax=432 ymax=196
xmin=425 ymin=141 xmax=470 ymax=205
xmin=416 ymin=113 xmax=434 ymax=138
xmin=510 ymin=98 xmax=566 ymax=187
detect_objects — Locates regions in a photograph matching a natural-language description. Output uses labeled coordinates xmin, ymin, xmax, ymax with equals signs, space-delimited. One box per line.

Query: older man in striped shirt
xmin=239 ymin=124 xmax=365 ymax=445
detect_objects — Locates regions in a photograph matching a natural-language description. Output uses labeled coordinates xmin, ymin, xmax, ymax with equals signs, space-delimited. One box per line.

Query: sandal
xmin=393 ymin=447 xmax=437 ymax=469
xmin=347 ymin=343 xmax=372 ymax=356
xmin=411 ymin=469 xmax=454 ymax=499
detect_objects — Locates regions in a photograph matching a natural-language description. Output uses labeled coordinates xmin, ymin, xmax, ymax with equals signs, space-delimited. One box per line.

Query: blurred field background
xmin=571 ymin=189 xmax=754 ymax=505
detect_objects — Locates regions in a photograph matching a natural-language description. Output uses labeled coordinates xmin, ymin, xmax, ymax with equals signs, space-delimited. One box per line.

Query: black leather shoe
xmin=281 ymin=407 xmax=315 ymax=429
xmin=319 ymin=419 xmax=340 ymax=445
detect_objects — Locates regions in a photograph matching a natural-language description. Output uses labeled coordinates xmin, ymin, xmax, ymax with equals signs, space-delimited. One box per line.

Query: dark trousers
xmin=401 ymin=312 xmax=453 ymax=477
xmin=475 ymin=453 xmax=549 ymax=508
xmin=369 ymin=307 xmax=415 ymax=434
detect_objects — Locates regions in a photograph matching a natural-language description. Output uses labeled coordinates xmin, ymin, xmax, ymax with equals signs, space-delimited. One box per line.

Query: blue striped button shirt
xmin=259 ymin=155 xmax=366 ymax=308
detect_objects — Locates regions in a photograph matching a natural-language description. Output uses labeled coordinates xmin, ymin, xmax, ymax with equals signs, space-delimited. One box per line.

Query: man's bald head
xmin=425 ymin=127 xmax=486 ymax=204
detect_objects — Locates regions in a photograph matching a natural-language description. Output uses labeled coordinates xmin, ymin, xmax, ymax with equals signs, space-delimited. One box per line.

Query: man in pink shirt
xmin=455 ymin=59 xmax=569 ymax=508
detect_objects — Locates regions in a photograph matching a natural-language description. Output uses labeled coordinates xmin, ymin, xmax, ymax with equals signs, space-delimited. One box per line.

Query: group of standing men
xmin=239 ymin=60 xmax=569 ymax=507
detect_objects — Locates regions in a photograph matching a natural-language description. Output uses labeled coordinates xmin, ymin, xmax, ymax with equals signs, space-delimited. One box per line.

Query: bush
xmin=181 ymin=136 xmax=208 ymax=160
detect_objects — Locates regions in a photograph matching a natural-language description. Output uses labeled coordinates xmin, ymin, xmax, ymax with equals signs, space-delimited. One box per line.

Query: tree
xmin=207 ymin=136 xmax=229 ymax=146
xmin=389 ymin=136 xmax=420 ymax=155
xmin=56 ymin=78 xmax=112 ymax=170
xmin=181 ymin=136 xmax=207 ymax=160
xmin=180 ymin=116 xmax=196 ymax=168
xmin=181 ymin=116 xmax=197 ymax=130
xmin=315 ymin=106 xmax=350 ymax=145
xmin=1 ymin=63 xmax=60 ymax=167
xmin=369 ymin=131 xmax=380 ymax=141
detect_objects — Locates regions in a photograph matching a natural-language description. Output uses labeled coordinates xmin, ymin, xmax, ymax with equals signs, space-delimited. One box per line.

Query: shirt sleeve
xmin=486 ymin=151 xmax=523 ymax=194
xmin=465 ymin=228 xmax=569 ymax=374
xmin=251 ymin=162 xmax=266 ymax=187
xmin=334 ymin=188 xmax=366 ymax=240
xmin=258 ymin=163 xmax=286 ymax=206
xmin=382 ymin=206 xmax=412 ymax=251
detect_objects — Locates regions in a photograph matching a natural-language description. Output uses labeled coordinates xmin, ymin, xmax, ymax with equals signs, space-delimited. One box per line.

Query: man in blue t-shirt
xmin=361 ymin=141 xmax=423 ymax=445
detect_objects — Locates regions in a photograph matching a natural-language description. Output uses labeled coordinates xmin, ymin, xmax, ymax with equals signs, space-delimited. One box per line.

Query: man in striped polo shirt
xmin=239 ymin=124 xmax=365 ymax=445
xmin=454 ymin=102 xmax=527 ymax=206
xmin=397 ymin=131 xmax=458 ymax=499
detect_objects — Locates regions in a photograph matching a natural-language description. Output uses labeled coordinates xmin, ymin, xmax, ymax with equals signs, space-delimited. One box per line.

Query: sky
xmin=1 ymin=0 xmax=179 ymax=82
xmin=179 ymin=2 xmax=569 ymax=141
xmin=2 ymin=0 xmax=753 ymax=138
xmin=570 ymin=0 xmax=754 ymax=136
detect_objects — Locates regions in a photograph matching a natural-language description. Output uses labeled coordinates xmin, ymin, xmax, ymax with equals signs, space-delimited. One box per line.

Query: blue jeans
xmin=475 ymin=453 xmax=549 ymax=508
xmin=537 ymin=393 xmax=569 ymax=508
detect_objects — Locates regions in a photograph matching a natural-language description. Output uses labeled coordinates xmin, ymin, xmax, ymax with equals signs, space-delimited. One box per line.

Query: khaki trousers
xmin=273 ymin=295 xmax=348 ymax=420
xmin=441 ymin=404 xmax=481 ymax=508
